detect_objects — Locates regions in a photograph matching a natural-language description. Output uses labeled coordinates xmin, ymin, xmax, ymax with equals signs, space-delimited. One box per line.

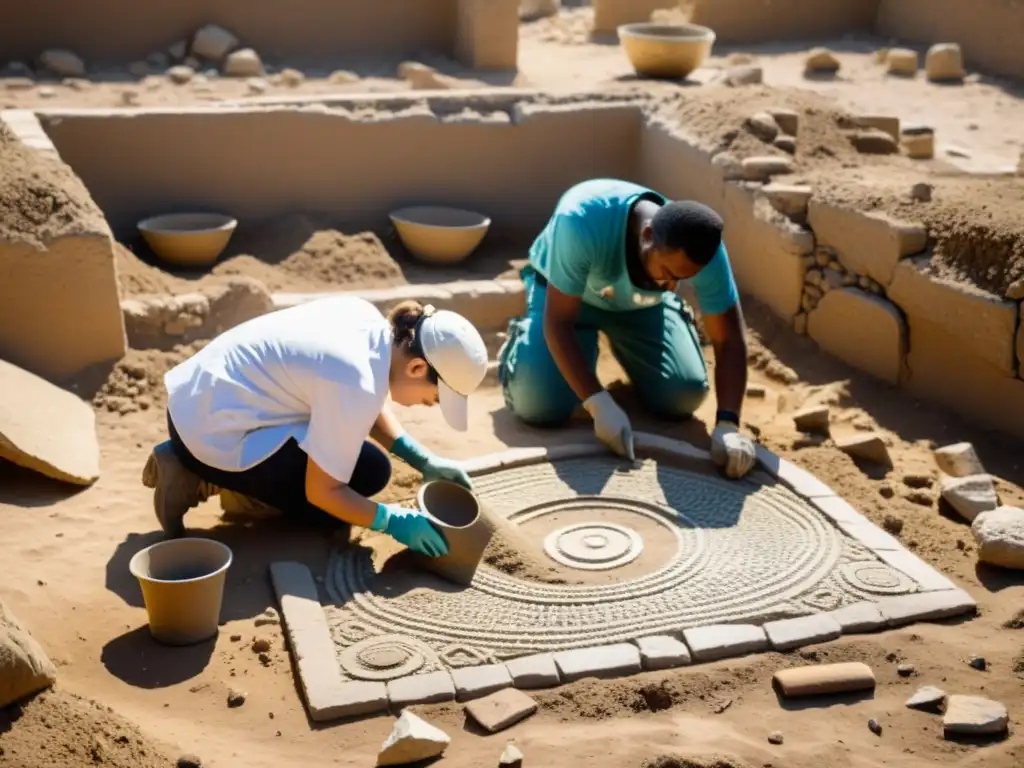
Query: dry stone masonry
xmin=271 ymin=438 xmax=977 ymax=722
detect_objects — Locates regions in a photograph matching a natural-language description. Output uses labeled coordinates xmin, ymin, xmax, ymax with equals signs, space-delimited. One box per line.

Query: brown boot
xmin=141 ymin=442 xmax=216 ymax=537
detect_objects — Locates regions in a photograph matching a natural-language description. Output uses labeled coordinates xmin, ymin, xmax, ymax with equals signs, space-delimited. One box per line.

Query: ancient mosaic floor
xmin=270 ymin=435 xmax=976 ymax=722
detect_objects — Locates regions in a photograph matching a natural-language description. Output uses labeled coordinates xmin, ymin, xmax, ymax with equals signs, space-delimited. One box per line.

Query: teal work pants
xmin=498 ymin=272 xmax=710 ymax=425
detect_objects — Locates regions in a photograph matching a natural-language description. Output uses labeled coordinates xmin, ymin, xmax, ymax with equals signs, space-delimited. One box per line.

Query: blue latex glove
xmin=370 ymin=503 xmax=449 ymax=557
xmin=391 ymin=433 xmax=473 ymax=490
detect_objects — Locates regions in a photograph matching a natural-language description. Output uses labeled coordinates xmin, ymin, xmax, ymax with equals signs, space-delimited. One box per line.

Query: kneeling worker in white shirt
xmin=142 ymin=297 xmax=489 ymax=558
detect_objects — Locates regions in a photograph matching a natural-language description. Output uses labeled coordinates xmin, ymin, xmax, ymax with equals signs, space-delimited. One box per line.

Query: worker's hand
xmin=421 ymin=455 xmax=473 ymax=490
xmin=583 ymin=390 xmax=635 ymax=461
xmin=710 ymin=421 xmax=756 ymax=479
xmin=370 ymin=504 xmax=449 ymax=557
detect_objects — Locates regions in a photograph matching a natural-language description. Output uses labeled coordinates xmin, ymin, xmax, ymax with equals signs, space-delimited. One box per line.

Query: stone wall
xmin=591 ymin=0 xmax=681 ymax=34
xmin=38 ymin=97 xmax=644 ymax=241
xmin=0 ymin=110 xmax=126 ymax=381
xmin=876 ymin=0 xmax=1024 ymax=79
xmin=0 ymin=0 xmax=518 ymax=70
xmin=689 ymin=0 xmax=880 ymax=43
xmin=638 ymin=117 xmax=1024 ymax=439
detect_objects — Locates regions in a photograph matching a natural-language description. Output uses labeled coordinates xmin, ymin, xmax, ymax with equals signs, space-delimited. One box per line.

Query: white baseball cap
xmin=419 ymin=306 xmax=488 ymax=431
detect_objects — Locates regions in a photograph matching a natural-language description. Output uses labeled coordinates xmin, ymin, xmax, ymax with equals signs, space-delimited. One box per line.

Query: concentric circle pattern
xmin=325 ymin=456 xmax=921 ymax=661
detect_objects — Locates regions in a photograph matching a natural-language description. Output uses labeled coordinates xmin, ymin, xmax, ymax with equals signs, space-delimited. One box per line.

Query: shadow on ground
xmin=0 ymin=460 xmax=91 ymax=508
xmin=100 ymin=625 xmax=216 ymax=688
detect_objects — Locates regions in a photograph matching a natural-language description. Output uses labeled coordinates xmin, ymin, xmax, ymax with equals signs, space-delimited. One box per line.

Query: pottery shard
xmin=835 ymin=432 xmax=891 ymax=466
xmin=971 ymin=506 xmax=1024 ymax=570
xmin=933 ymin=442 xmax=987 ymax=480
xmin=746 ymin=112 xmax=779 ymax=143
xmin=224 ymin=48 xmax=263 ymax=77
xmin=940 ymin=474 xmax=998 ymax=522
xmin=0 ymin=601 xmax=57 ymax=707
xmin=926 ymin=43 xmax=965 ymax=82
xmin=887 ymin=48 xmax=918 ymax=76
xmin=793 ymin=406 xmax=829 ymax=433
xmin=0 ymin=359 xmax=100 ymax=485
xmin=805 ymin=47 xmax=839 ymax=73
xmin=192 ymin=24 xmax=239 ymax=61
xmin=943 ymin=695 xmax=1009 ymax=737
xmin=807 ymin=289 xmax=907 ymax=385
xmin=377 ymin=711 xmax=451 ymax=767
xmin=40 ymin=49 xmax=86 ymax=77
xmin=763 ymin=184 xmax=812 ymax=218
xmin=465 ymin=688 xmax=538 ymax=733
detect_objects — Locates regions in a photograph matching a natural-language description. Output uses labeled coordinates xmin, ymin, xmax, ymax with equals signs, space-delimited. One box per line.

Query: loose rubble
xmin=971 ymin=506 xmax=1024 ymax=569
xmin=1 ymin=601 xmax=57 ymax=707
xmin=925 ymin=43 xmax=966 ymax=82
xmin=905 ymin=685 xmax=947 ymax=713
xmin=942 ymin=695 xmax=1009 ymax=738
xmin=377 ymin=711 xmax=451 ymax=766
xmin=499 ymin=742 xmax=525 ymax=767
xmin=940 ymin=475 xmax=999 ymax=522
xmin=933 ymin=442 xmax=986 ymax=477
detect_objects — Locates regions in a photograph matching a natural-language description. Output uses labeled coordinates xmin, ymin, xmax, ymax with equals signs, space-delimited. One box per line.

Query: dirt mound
xmin=115 ymin=242 xmax=193 ymax=297
xmin=0 ymin=689 xmax=173 ymax=768
xmin=213 ymin=214 xmax=407 ymax=292
xmin=0 ymin=123 xmax=106 ymax=247
xmin=660 ymin=86 xmax=872 ymax=170
xmin=809 ymin=169 xmax=1024 ymax=296
xmin=641 ymin=756 xmax=750 ymax=768
xmin=90 ymin=344 xmax=207 ymax=415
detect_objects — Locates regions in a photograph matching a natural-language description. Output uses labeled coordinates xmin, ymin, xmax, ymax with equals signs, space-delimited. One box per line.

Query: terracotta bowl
xmin=389 ymin=206 xmax=491 ymax=265
xmin=137 ymin=212 xmax=238 ymax=268
xmin=618 ymin=22 xmax=716 ymax=79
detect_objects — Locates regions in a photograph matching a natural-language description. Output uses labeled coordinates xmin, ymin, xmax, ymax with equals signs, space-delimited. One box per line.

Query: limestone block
xmin=827 ymin=602 xmax=885 ymax=634
xmin=793 ymin=406 xmax=829 ymax=432
xmin=0 ymin=601 xmax=57 ymax=707
xmin=807 ymin=289 xmax=907 ymax=385
xmin=0 ymin=359 xmax=100 ymax=485
xmin=899 ymin=312 xmax=1024 ymax=439
xmin=464 ymin=688 xmax=537 ymax=733
xmin=40 ymin=49 xmax=85 ymax=77
xmin=943 ymin=695 xmax=1008 ymax=737
xmin=887 ymin=48 xmax=918 ymax=76
xmin=456 ymin=0 xmax=519 ymax=69
xmin=926 ymin=43 xmax=966 ymax=82
xmin=768 ymin=108 xmax=799 ymax=136
xmin=971 ymin=506 xmax=1024 ymax=570
xmin=741 ymin=156 xmax=794 ymax=181
xmin=191 ymin=24 xmax=238 ymax=61
xmin=764 ymin=614 xmax=842 ymax=651
xmin=850 ymin=128 xmax=898 ymax=155
xmin=807 ymin=201 xmax=927 ymax=286
xmin=682 ymin=624 xmax=768 ymax=662
xmin=503 ymin=653 xmax=560 ymax=688
xmin=934 ymin=442 xmax=986 ymax=477
xmin=889 ymin=258 xmax=1017 ymax=375
xmin=451 ymin=663 xmax=512 ymax=701
xmin=592 ymin=0 xmax=679 ymax=33
xmin=377 ymin=711 xmax=450 ymax=766
xmin=224 ymin=48 xmax=263 ymax=77
xmin=553 ymin=643 xmax=641 ymax=682
xmin=940 ymin=474 xmax=998 ymax=522
xmin=386 ymin=671 xmax=456 ymax=708
xmin=723 ymin=183 xmax=810 ymax=320
xmin=762 ymin=184 xmax=812 ymax=219
xmin=633 ymin=635 xmax=692 ymax=670
xmin=853 ymin=115 xmax=900 ymax=141
xmin=835 ymin=432 xmax=891 ymax=466
xmin=773 ymin=135 xmax=796 ymax=154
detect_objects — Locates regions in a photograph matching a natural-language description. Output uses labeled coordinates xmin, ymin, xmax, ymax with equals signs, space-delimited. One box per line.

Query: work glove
xmin=710 ymin=421 xmax=757 ymax=479
xmin=582 ymin=390 xmax=635 ymax=461
xmin=391 ymin=433 xmax=473 ymax=490
xmin=370 ymin=503 xmax=449 ymax=557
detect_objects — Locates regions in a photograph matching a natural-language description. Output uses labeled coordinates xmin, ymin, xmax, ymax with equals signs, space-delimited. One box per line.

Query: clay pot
xmin=138 ymin=212 xmax=238 ymax=268
xmin=618 ymin=23 xmax=716 ymax=80
xmin=414 ymin=480 xmax=496 ymax=586
xmin=129 ymin=537 xmax=233 ymax=645
xmin=388 ymin=206 xmax=491 ymax=265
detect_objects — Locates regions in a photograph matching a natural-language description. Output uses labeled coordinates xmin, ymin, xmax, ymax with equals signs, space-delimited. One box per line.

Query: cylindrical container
xmin=129 ymin=538 xmax=233 ymax=645
xmin=415 ymin=480 xmax=496 ymax=586
xmin=901 ymin=126 xmax=934 ymax=159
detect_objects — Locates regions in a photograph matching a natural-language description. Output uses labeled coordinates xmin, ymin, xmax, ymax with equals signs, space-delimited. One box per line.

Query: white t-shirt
xmin=165 ymin=296 xmax=392 ymax=484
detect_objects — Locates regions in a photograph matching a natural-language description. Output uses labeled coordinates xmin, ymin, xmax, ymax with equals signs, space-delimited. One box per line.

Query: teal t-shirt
xmin=528 ymin=178 xmax=739 ymax=315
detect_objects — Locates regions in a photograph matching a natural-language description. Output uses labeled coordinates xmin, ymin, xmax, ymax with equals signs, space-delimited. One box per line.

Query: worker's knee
xmin=645 ymin=377 xmax=710 ymax=420
xmin=499 ymin=329 xmax=579 ymax=427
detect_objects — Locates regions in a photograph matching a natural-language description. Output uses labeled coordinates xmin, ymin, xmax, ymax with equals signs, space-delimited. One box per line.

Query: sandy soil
xmin=3 ymin=305 xmax=1023 ymax=768
xmin=2 ymin=7 xmax=1024 ymax=768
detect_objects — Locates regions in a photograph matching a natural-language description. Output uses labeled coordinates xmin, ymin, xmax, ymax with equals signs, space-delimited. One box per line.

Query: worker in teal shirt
xmin=498 ymin=178 xmax=757 ymax=479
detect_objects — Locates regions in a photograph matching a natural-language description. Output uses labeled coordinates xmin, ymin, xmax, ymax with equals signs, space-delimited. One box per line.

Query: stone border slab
xmin=270 ymin=439 xmax=977 ymax=722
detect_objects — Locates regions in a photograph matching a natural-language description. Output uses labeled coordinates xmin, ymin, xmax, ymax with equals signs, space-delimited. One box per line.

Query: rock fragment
xmin=971 ymin=506 xmax=1024 ymax=569
xmin=805 ymin=48 xmax=839 ymax=74
xmin=0 ymin=601 xmax=57 ymax=707
xmin=793 ymin=406 xmax=829 ymax=433
xmin=940 ymin=474 xmax=998 ymax=522
xmin=192 ymin=24 xmax=239 ymax=61
xmin=887 ymin=48 xmax=918 ymax=76
xmin=905 ymin=685 xmax=946 ymax=713
xmin=499 ymin=742 xmax=524 ymax=767
xmin=926 ymin=43 xmax=965 ymax=82
xmin=167 ymin=65 xmax=195 ymax=84
xmin=943 ymin=695 xmax=1009 ymax=737
xmin=933 ymin=442 xmax=985 ymax=477
xmin=746 ymin=112 xmax=779 ymax=142
xmin=224 ymin=48 xmax=264 ymax=77
xmin=377 ymin=711 xmax=451 ymax=766
xmin=835 ymin=432 xmax=891 ymax=466
xmin=40 ymin=49 xmax=86 ymax=77
xmin=465 ymin=688 xmax=538 ymax=733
